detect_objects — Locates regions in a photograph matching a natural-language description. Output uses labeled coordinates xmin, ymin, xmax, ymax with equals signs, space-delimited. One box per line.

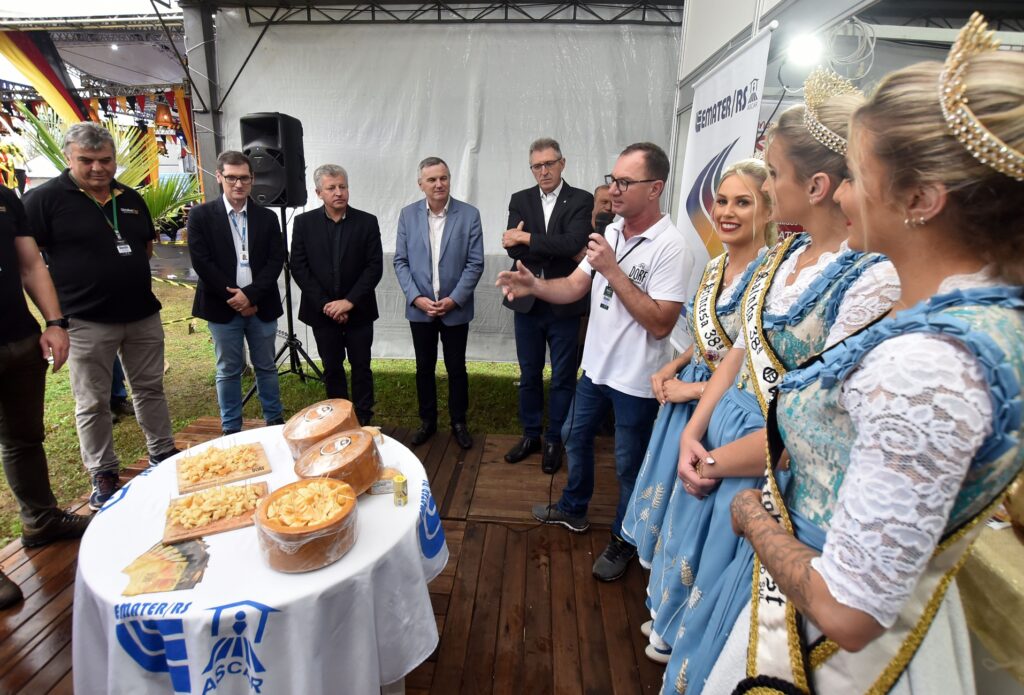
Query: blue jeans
xmin=207 ymin=314 xmax=283 ymax=432
xmin=514 ymin=304 xmax=579 ymax=443
xmin=111 ymin=355 xmax=127 ymax=401
xmin=557 ymin=373 xmax=659 ymax=537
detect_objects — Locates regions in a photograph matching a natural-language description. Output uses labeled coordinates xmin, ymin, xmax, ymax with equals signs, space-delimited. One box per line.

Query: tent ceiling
xmin=54 ymin=29 xmax=185 ymax=86
xmin=180 ymin=1 xmax=686 ymax=26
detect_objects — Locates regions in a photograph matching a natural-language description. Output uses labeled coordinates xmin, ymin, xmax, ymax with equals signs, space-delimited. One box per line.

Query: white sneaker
xmin=645 ymin=642 xmax=671 ymax=664
xmin=641 ymin=619 xmax=653 ymax=638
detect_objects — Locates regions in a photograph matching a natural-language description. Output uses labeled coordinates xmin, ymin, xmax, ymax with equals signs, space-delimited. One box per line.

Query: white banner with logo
xmin=671 ymin=29 xmax=773 ymax=352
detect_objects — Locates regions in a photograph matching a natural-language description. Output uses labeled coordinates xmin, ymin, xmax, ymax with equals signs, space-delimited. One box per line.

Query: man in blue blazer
xmin=393 ymin=157 xmax=484 ymax=449
xmin=188 ymin=151 xmax=285 ymax=435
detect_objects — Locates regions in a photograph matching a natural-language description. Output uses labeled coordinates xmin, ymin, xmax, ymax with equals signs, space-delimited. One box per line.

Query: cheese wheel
xmin=293 ymin=428 xmax=382 ymax=496
xmin=255 ymin=479 xmax=357 ymax=573
xmin=282 ymin=399 xmax=360 ymax=459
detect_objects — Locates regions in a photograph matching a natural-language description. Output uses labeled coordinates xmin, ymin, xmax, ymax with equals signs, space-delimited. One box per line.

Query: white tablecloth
xmin=73 ymin=427 xmax=448 ymax=695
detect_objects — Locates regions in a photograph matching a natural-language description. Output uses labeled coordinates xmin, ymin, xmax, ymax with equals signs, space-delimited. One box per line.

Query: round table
xmin=73 ymin=427 xmax=448 ymax=695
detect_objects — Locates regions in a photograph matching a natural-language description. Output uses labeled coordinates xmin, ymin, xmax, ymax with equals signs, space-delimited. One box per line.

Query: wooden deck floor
xmin=0 ymin=418 xmax=663 ymax=694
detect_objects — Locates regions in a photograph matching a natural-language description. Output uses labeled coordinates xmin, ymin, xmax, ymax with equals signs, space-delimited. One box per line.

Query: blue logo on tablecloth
xmin=114 ymin=601 xmax=193 ymax=693
xmin=201 ymin=600 xmax=279 ymax=694
xmin=417 ymin=480 xmax=445 ymax=560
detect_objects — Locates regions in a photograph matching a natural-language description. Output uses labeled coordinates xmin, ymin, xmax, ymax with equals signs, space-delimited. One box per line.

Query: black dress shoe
xmin=504 ymin=436 xmax=541 ymax=464
xmin=411 ymin=421 xmax=437 ymax=446
xmin=542 ymin=440 xmax=563 ymax=474
xmin=451 ymin=423 xmax=473 ymax=450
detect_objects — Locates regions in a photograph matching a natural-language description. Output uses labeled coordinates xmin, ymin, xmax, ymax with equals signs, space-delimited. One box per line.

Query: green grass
xmin=0 ymin=283 xmax=529 ymax=546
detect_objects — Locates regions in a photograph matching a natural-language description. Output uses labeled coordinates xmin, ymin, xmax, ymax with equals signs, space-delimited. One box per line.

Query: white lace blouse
xmin=733 ymin=242 xmax=900 ymax=349
xmin=811 ymin=270 xmax=996 ymax=628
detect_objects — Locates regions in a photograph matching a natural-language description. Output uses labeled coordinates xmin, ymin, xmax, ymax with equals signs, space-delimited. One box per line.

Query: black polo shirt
xmin=0 ymin=185 xmax=41 ymax=344
xmin=23 ymin=170 xmax=160 ymax=323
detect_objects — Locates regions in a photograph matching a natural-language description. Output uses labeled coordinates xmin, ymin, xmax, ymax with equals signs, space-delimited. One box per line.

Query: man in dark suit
xmin=290 ymin=164 xmax=383 ymax=424
xmin=501 ymin=138 xmax=593 ymax=473
xmin=187 ymin=150 xmax=285 ymax=435
xmin=393 ymin=156 xmax=484 ymax=450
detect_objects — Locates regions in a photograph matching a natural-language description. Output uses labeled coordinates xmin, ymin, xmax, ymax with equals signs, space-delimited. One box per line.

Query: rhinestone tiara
xmin=939 ymin=12 xmax=1024 ymax=181
xmin=802 ymin=67 xmax=861 ymax=156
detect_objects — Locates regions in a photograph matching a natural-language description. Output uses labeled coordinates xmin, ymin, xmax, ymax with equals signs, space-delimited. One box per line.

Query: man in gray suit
xmin=393 ymin=157 xmax=484 ymax=449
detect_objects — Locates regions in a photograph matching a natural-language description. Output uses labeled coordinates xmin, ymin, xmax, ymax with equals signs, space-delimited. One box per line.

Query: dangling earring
xmin=903 ymin=215 xmax=927 ymax=228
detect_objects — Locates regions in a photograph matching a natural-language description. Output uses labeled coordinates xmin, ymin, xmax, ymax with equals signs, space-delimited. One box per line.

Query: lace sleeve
xmin=810 ymin=334 xmax=993 ymax=628
xmin=824 ymin=261 xmax=902 ymax=348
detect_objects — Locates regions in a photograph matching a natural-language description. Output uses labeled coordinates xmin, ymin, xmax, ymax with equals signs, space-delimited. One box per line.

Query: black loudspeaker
xmin=239 ymin=112 xmax=306 ymax=207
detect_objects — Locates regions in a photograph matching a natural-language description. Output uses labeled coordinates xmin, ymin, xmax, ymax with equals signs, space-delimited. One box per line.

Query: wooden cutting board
xmin=176 ymin=443 xmax=273 ymax=494
xmin=163 ymin=482 xmax=269 ymax=544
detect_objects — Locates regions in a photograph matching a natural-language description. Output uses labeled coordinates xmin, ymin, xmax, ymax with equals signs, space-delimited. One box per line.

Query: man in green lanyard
xmin=24 ymin=122 xmax=178 ymax=512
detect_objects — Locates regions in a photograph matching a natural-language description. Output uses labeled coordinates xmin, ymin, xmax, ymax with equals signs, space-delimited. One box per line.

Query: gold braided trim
xmin=808 ymin=639 xmax=839 ymax=669
xmin=802 ymin=67 xmax=861 ymax=156
xmin=741 ymin=236 xmax=797 ymax=418
xmin=747 ymin=555 xmax=763 ymax=678
xmin=865 ymin=487 xmax=1017 ymax=694
xmin=939 ymin=12 xmax=1024 ymax=181
xmin=692 ymin=254 xmax=733 ymax=373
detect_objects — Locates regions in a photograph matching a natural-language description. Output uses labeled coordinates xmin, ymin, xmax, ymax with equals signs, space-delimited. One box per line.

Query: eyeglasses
xmin=605 ymin=174 xmax=658 ymax=191
xmin=223 ymin=175 xmax=253 ymax=185
xmin=530 ymin=159 xmax=563 ymax=172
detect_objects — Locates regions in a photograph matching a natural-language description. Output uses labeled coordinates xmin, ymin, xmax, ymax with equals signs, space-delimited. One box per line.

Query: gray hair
xmin=530 ymin=137 xmax=562 ymax=159
xmin=314 ymin=164 xmax=348 ymax=191
xmin=63 ymin=122 xmax=115 ymax=157
xmin=417 ymin=156 xmax=448 ymax=179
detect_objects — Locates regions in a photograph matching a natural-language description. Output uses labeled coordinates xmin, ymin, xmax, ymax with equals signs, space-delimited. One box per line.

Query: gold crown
xmin=802 ymin=67 xmax=861 ymax=156
xmin=939 ymin=12 xmax=1024 ymax=181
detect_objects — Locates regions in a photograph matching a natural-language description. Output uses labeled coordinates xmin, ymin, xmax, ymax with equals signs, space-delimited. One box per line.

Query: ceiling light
xmin=786 ymin=34 xmax=823 ymax=66
xmin=111 ymin=44 xmax=119 ymax=51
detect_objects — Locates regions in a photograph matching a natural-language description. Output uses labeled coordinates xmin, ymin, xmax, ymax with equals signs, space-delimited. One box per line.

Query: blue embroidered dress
xmin=656 ymin=236 xmax=899 ymax=694
xmin=622 ymin=252 xmax=761 ymax=567
xmin=697 ymin=277 xmax=1024 ymax=695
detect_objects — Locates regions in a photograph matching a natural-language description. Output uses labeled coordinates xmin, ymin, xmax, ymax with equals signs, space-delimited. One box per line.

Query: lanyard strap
xmin=229 ymin=209 xmax=248 ymax=250
xmin=613 ymin=232 xmax=648 ymax=267
xmin=83 ymin=187 xmax=120 ymax=237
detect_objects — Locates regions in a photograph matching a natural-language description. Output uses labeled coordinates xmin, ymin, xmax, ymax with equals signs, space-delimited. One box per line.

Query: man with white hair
xmin=24 ymin=122 xmax=178 ymax=511
xmin=291 ymin=164 xmax=383 ymax=424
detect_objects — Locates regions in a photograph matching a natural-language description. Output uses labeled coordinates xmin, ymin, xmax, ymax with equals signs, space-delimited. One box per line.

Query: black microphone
xmin=591 ymin=212 xmax=615 ymax=278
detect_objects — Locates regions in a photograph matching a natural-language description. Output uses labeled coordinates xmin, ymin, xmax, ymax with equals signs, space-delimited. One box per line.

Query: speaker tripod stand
xmin=242 ymin=206 xmax=322 ymax=407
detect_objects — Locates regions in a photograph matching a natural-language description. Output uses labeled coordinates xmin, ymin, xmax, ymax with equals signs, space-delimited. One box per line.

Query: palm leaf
xmin=15 ymin=102 xmax=65 ymax=171
xmin=14 ymin=103 xmax=159 ymax=188
xmin=140 ymin=174 xmax=201 ymax=224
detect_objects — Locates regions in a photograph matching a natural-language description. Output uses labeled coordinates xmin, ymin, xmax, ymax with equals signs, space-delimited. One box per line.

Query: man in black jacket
xmin=501 ymin=138 xmax=593 ymax=473
xmin=290 ymin=164 xmax=383 ymax=424
xmin=187 ymin=151 xmax=285 ymax=435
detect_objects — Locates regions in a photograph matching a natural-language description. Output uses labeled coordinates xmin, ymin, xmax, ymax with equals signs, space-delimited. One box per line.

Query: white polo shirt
xmin=577 ymin=213 xmax=699 ymax=398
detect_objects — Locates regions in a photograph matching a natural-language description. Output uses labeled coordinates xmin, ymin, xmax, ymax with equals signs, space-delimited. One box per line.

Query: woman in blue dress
xmin=692 ymin=15 xmax=1023 ymax=694
xmin=647 ymin=69 xmax=901 ymax=684
xmin=621 ymin=158 xmax=772 ymax=572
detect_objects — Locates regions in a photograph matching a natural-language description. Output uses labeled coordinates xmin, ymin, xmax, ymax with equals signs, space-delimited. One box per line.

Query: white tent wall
xmin=207 ymin=9 xmax=680 ymax=361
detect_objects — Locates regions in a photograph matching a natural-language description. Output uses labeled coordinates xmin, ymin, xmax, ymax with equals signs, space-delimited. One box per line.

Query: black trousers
xmin=409 ymin=320 xmax=469 ymax=426
xmin=312 ymin=321 xmax=374 ymax=424
xmin=0 ymin=333 xmax=59 ymax=527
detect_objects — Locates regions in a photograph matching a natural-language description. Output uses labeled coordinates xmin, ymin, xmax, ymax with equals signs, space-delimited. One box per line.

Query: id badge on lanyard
xmin=86 ymin=186 xmax=131 ymax=256
xmin=231 ymin=212 xmax=250 ymax=268
xmin=599 ymin=232 xmax=646 ymax=310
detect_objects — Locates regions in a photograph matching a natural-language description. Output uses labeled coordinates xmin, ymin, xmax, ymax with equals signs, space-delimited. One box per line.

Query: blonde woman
xmin=702 ymin=15 xmax=1022 ymax=694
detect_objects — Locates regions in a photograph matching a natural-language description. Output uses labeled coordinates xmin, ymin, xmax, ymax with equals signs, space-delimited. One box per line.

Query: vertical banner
xmin=671 ymin=28 xmax=772 ymax=352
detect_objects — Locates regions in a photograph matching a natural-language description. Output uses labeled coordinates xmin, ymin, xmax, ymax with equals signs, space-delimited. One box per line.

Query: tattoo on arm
xmin=736 ymin=493 xmax=821 ymax=616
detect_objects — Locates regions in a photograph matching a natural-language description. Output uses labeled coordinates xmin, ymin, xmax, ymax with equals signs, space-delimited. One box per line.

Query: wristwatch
xmin=45 ymin=317 xmax=70 ymax=329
